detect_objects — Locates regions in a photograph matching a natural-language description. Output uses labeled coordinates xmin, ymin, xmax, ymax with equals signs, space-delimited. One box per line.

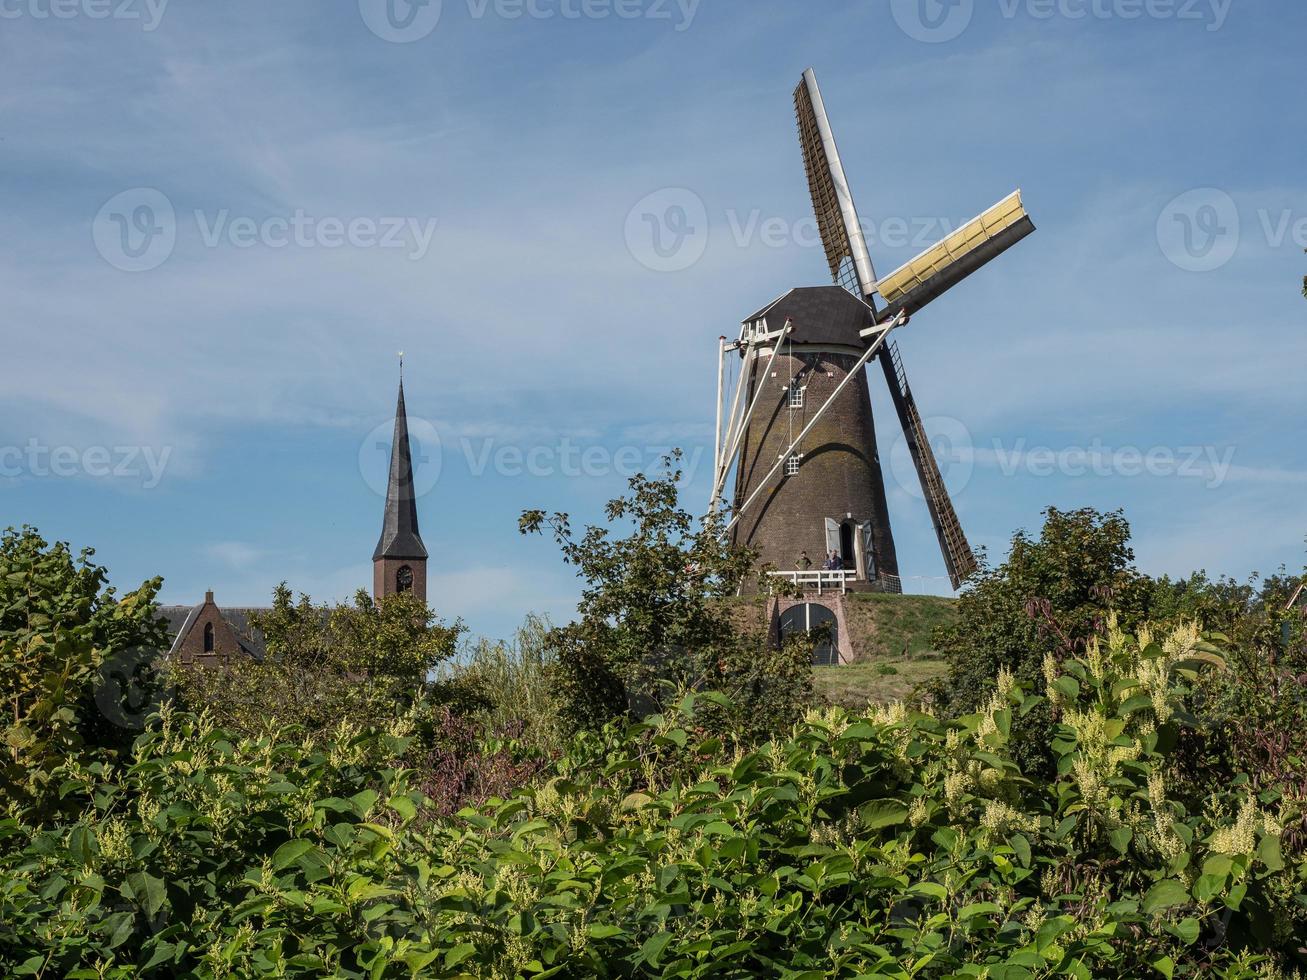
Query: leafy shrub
xmin=521 ymin=455 xmax=812 ymax=741
xmin=410 ymin=706 xmax=551 ymax=818
xmin=932 ymin=508 xmax=1159 ymax=777
xmin=437 ymin=614 xmax=564 ymax=754
xmin=169 ymin=585 xmax=462 ymax=740
xmin=0 ymin=526 xmax=167 ymax=819
xmin=4 ymin=621 xmax=1304 ymax=977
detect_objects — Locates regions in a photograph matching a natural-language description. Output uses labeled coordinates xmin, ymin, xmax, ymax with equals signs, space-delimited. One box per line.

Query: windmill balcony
xmin=767 ymin=569 xmax=852 ymax=595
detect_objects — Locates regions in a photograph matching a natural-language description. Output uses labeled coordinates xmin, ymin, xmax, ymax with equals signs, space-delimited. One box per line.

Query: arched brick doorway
xmin=779 ymin=602 xmax=838 ymax=666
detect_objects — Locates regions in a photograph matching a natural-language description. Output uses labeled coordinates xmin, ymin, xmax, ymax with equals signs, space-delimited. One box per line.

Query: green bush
xmin=521 ymin=455 xmax=812 ymax=742
xmin=437 ymin=614 xmax=564 ymax=754
xmin=170 ymin=585 xmax=463 ymax=741
xmin=4 ymin=621 xmax=1303 ymax=978
xmin=0 ymin=526 xmax=167 ymax=819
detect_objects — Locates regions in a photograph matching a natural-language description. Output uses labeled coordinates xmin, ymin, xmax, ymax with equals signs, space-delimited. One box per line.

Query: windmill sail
xmin=795 ymin=69 xmax=878 ymax=302
xmin=878 ymin=190 xmax=1035 ymax=317
xmin=796 ymin=66 xmax=980 ymax=589
xmin=879 ymin=340 xmax=977 ymax=589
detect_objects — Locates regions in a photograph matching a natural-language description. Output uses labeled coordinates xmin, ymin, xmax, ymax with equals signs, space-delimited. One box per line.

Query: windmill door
xmin=779 ymin=602 xmax=839 ymax=666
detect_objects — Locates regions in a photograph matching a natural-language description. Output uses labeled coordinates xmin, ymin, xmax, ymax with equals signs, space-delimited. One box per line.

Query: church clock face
xmin=396 ymin=565 xmax=414 ymax=594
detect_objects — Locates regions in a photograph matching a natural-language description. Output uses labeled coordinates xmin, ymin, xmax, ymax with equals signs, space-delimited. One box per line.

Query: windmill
xmin=710 ymin=68 xmax=1035 ymax=592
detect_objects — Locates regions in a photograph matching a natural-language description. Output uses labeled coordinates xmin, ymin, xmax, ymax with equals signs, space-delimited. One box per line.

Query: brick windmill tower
xmin=710 ymin=68 xmax=1036 ymax=598
xmin=373 ymin=365 xmax=428 ymax=603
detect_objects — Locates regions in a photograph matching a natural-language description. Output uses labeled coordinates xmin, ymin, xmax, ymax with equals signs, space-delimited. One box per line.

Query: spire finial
xmin=398 ymin=350 xmax=404 ymax=383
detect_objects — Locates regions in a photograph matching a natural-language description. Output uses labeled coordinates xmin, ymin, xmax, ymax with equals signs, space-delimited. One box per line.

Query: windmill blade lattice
xmin=878 ymin=339 xmax=977 ymax=589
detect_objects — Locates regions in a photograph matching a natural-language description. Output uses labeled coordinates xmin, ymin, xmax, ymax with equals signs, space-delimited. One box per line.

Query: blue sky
xmin=2 ymin=0 xmax=1304 ymax=641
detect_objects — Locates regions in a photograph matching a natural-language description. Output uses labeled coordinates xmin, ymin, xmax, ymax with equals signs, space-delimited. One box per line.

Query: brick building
xmin=731 ymin=286 xmax=900 ymax=594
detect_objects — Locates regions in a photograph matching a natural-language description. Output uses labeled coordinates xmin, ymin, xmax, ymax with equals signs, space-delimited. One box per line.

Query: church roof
xmin=373 ymin=380 xmax=429 ymax=562
xmin=742 ymin=285 xmax=877 ymax=348
xmin=159 ymin=603 xmax=269 ymax=659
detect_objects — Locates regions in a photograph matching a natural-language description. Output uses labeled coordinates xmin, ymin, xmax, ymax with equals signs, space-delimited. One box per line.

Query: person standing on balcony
xmin=796 ymin=551 xmax=812 ymax=571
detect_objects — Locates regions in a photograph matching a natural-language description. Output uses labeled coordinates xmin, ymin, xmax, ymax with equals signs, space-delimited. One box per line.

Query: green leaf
xmin=1009 ymin=834 xmax=1031 ymax=868
xmin=444 ymin=944 xmax=476 ymax=968
xmin=639 ymin=932 xmax=673 ymax=966
xmin=908 ymin=881 xmax=948 ymax=902
xmin=389 ymin=795 xmax=417 ymax=822
xmin=1257 ymin=833 xmax=1284 ymax=873
xmin=1223 ymin=882 xmax=1247 ymax=911
xmin=68 ymin=824 xmax=95 ymax=865
xmin=272 ymin=839 xmax=314 ymax=871
xmin=124 ymin=872 xmax=165 ymax=917
xmin=1151 ymin=955 xmax=1174 ymax=979
xmin=1170 ymin=917 xmax=1200 ymax=944
xmin=1142 ymin=879 xmax=1189 ymax=915
xmin=588 ymin=924 xmax=625 ymax=939
xmin=859 ymin=799 xmax=908 ymax=830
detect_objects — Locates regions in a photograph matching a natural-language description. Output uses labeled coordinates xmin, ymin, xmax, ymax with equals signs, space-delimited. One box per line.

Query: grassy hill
xmin=722 ymin=592 xmax=957 ymax=709
xmin=813 ymin=592 xmax=957 ymax=708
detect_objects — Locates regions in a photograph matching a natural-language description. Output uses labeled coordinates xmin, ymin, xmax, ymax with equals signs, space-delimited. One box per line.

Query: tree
xmin=931 ymin=507 xmax=1150 ymax=774
xmin=934 ymin=508 xmax=1145 ymax=707
xmin=520 ymin=452 xmax=812 ymax=741
xmin=0 ymin=526 xmax=167 ymax=816
xmin=170 ymin=585 xmax=462 ymax=739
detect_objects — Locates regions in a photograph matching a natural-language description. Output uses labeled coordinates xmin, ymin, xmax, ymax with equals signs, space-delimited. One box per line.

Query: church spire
xmin=373 ymin=369 xmax=428 ymax=603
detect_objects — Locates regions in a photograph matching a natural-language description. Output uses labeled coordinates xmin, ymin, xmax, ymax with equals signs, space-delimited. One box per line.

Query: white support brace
xmin=713 ymin=335 xmax=726 ymax=501
xmin=710 ymin=335 xmax=756 ymax=508
xmin=725 ymin=311 xmax=905 ymax=534
xmin=711 ymin=320 xmax=792 ymax=510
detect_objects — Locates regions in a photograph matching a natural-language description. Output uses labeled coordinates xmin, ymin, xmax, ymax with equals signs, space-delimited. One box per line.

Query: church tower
xmin=373 ymin=375 xmax=428 ymax=603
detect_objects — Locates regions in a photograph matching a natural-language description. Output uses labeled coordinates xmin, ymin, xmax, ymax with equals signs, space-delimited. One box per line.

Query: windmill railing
xmin=766 ymin=569 xmax=852 ymax=595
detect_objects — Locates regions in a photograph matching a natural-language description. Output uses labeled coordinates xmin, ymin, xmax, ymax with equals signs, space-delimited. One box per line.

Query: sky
xmin=2 ymin=0 xmax=1305 ymax=642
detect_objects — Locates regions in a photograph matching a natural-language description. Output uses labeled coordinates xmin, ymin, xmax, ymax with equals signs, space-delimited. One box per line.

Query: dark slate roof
xmin=159 ymin=604 xmax=270 ymax=659
xmin=373 ymin=380 xmax=429 ymax=561
xmin=743 ymin=286 xmax=876 ymax=347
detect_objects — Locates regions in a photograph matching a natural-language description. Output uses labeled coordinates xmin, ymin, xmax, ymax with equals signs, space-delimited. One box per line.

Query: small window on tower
xmin=396 ymin=565 xmax=414 ymax=594
xmin=789 ymin=382 xmax=806 ymax=409
xmin=203 ymin=622 xmax=215 ymax=654
xmin=784 ymin=453 xmax=802 ymax=476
